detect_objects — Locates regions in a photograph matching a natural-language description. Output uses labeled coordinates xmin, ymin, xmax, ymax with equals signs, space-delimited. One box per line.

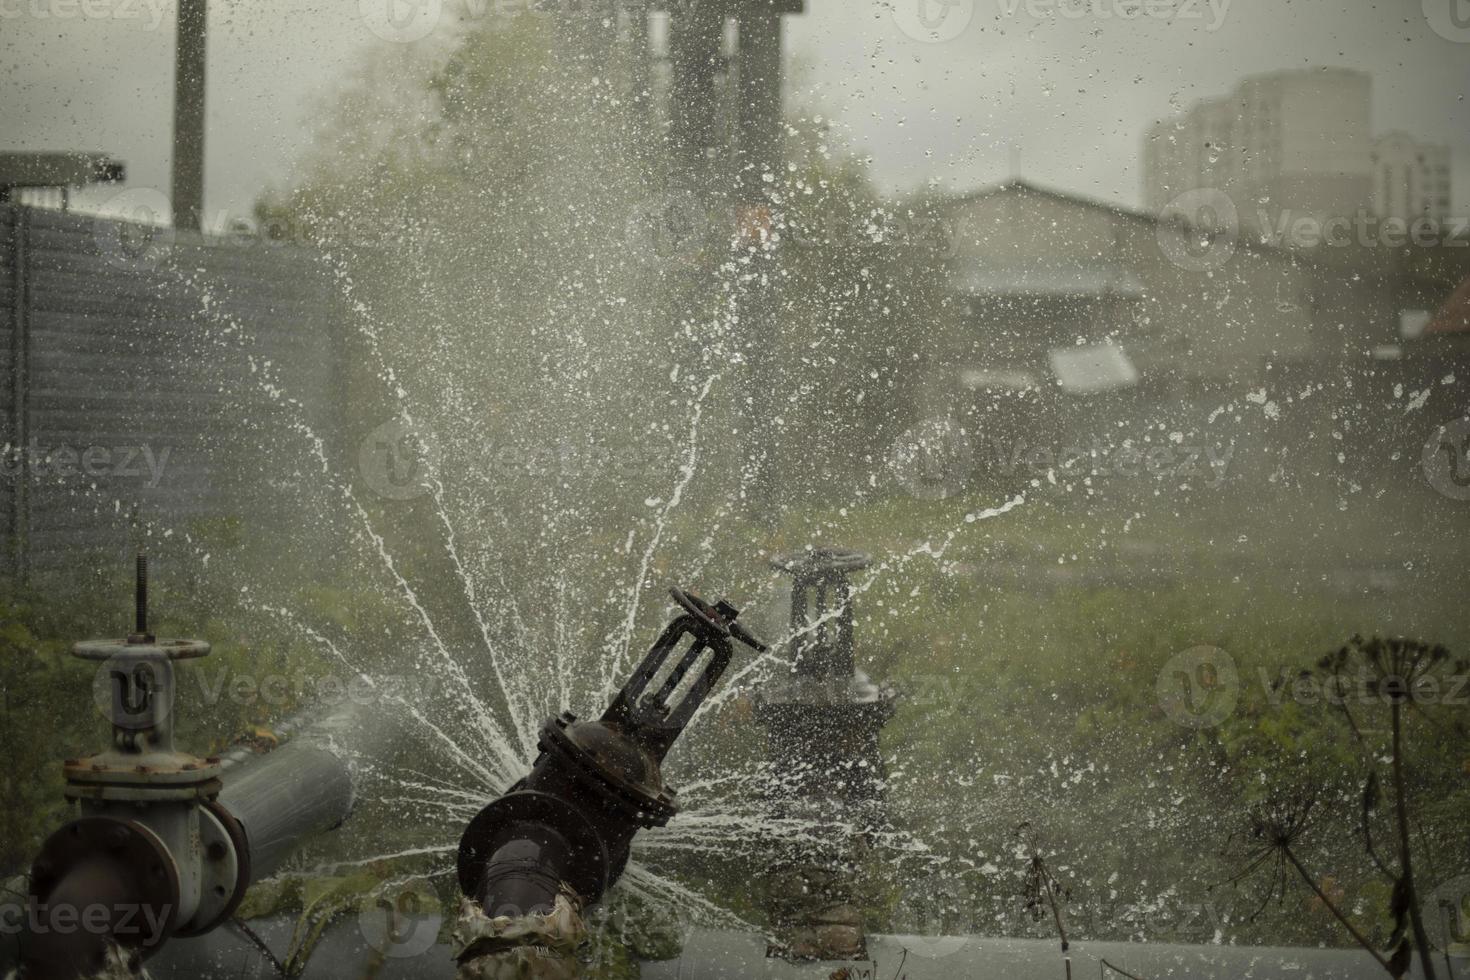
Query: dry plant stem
xmin=1099 ymin=960 xmax=1146 ymax=980
xmin=1043 ymin=873 xmax=1071 ymax=979
xmin=1280 ymin=845 xmax=1392 ymax=974
xmin=1045 ymin=879 xmax=1069 ymax=952
xmin=1392 ymin=700 xmax=1439 ymax=980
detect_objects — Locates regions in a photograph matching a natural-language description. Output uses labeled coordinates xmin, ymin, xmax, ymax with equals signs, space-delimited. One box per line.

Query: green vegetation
xmin=759 ymin=486 xmax=1469 ymax=951
xmin=2 ymin=475 xmax=1467 ymax=963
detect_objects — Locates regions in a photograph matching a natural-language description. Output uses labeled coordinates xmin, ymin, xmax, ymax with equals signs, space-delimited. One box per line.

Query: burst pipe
xmin=453 ymin=588 xmax=764 ymax=976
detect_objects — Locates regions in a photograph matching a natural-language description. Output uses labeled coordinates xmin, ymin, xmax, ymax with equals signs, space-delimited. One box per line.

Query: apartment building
xmin=1371 ymin=132 xmax=1454 ymax=224
xmin=1143 ymin=68 xmax=1374 ymax=234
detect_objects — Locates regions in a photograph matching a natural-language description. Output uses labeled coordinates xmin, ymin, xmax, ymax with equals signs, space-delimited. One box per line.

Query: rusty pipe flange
xmin=63 ymin=757 xmax=222 ymax=803
xmin=28 ymin=816 xmax=181 ymax=953
xmin=769 ymin=548 xmax=872 ymax=577
xmin=171 ymin=800 xmax=249 ymax=938
xmin=457 ymin=790 xmax=611 ymax=908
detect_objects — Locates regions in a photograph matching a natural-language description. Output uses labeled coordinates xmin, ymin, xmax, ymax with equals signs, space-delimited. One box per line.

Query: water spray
xmin=454 ymin=588 xmax=764 ymax=972
xmin=758 ymin=548 xmax=895 ymax=804
xmin=756 ymin=548 xmax=897 ymax=960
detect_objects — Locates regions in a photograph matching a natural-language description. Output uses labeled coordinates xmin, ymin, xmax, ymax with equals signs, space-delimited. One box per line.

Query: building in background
xmin=929 ymin=178 xmax=1469 ymax=400
xmin=0 ymin=152 xmax=125 ymax=210
xmin=1371 ymin=132 xmax=1454 ymax=224
xmin=927 ymin=180 xmax=1314 ymax=403
xmin=1143 ymin=68 xmax=1373 ymax=234
xmin=1140 ymin=68 xmax=1469 ymax=361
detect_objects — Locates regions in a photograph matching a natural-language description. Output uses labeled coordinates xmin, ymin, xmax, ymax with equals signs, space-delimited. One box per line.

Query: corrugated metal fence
xmin=0 ymin=204 xmax=344 ymax=582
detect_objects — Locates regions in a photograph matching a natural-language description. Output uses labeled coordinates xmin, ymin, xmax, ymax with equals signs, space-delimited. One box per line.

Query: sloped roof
xmin=943 ymin=182 xmax=1153 ymax=300
xmin=947 ymin=178 xmax=1158 ymax=226
xmin=940 ymin=178 xmax=1292 ymax=261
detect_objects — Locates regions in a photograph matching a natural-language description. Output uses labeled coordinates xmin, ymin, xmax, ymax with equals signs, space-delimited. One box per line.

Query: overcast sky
xmin=2 ymin=0 xmax=1467 ymax=221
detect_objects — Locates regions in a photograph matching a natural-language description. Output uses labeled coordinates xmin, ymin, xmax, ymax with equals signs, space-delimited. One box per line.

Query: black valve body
xmin=457 ymin=589 xmax=761 ymax=918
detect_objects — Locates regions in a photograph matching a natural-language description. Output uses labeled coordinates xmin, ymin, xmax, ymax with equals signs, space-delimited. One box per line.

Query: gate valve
xmin=21 ymin=557 xmax=246 ymax=980
xmin=457 ymin=588 xmax=764 ymax=923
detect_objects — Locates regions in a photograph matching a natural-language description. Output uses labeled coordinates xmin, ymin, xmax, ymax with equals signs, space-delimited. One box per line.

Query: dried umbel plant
xmin=1311 ymin=636 xmax=1464 ymax=743
xmin=1239 ymin=636 xmax=1469 ymax=980
xmin=1220 ymin=789 xmax=1398 ymax=971
xmin=1016 ymin=823 xmax=1073 ymax=980
xmin=1319 ymin=637 xmax=1467 ymax=980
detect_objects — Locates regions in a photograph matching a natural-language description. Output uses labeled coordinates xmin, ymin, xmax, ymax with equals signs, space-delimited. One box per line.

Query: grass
xmin=746 ymin=475 xmax=1470 ymax=949
xmin=3 ymin=469 xmax=1465 ymax=958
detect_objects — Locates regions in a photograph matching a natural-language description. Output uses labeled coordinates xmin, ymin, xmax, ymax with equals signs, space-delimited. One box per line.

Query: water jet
xmin=453 ymin=588 xmax=765 ymax=975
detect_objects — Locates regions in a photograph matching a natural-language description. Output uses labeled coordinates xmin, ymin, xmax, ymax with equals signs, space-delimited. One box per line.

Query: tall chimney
xmin=172 ymin=0 xmax=207 ymax=231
